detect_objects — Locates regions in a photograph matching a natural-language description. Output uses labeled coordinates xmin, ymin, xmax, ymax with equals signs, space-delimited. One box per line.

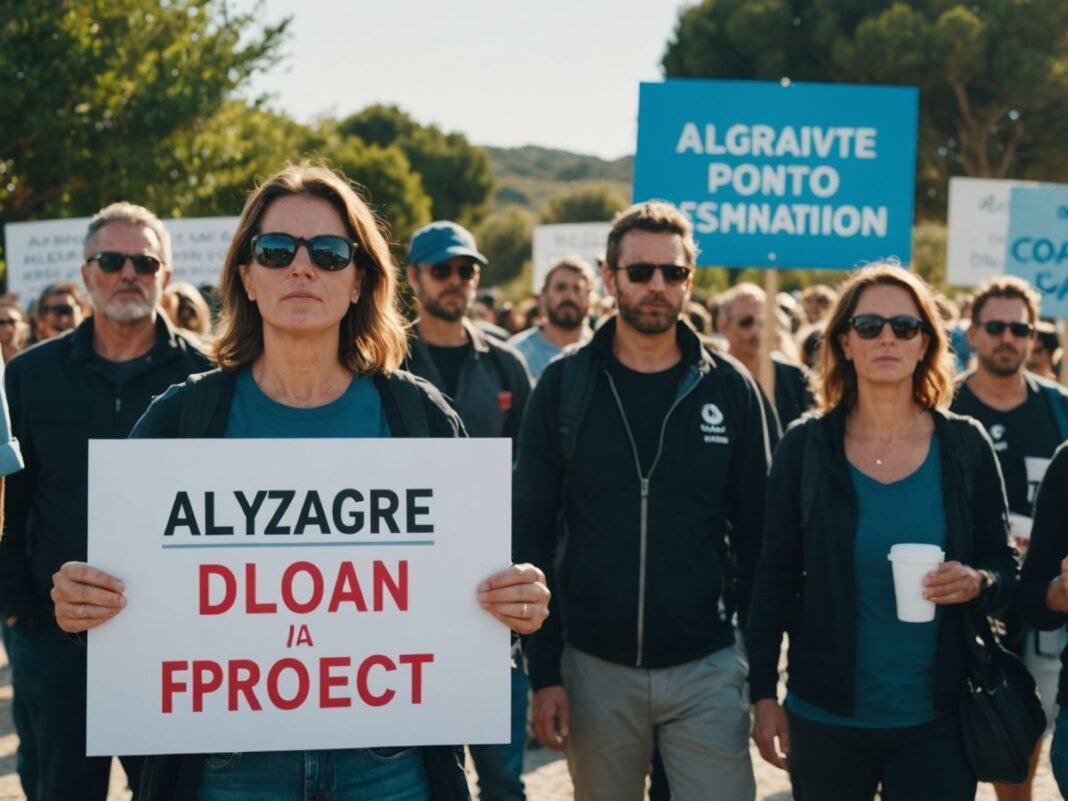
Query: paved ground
xmin=0 ymin=643 xmax=1055 ymax=800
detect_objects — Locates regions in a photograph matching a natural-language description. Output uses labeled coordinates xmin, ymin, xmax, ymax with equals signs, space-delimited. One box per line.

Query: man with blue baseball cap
xmin=405 ymin=221 xmax=533 ymax=800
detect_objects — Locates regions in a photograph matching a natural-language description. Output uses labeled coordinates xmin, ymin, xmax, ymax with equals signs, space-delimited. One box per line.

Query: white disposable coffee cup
xmin=1008 ymin=513 xmax=1033 ymax=543
xmin=887 ymin=544 xmax=945 ymax=623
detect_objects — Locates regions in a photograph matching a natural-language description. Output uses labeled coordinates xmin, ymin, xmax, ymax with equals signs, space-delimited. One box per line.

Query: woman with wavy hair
xmin=49 ymin=163 xmax=550 ymax=801
xmin=746 ymin=263 xmax=1016 ymax=800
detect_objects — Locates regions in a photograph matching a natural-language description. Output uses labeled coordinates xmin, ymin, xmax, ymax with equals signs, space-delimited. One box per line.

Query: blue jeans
xmin=468 ymin=662 xmax=529 ymax=801
xmin=1052 ymin=706 xmax=1068 ymax=796
xmin=198 ymin=747 xmax=429 ymax=801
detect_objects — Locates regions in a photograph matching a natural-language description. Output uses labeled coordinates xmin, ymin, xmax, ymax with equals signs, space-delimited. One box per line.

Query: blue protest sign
xmin=633 ymin=79 xmax=919 ymax=269
xmin=1005 ymin=185 xmax=1068 ymax=316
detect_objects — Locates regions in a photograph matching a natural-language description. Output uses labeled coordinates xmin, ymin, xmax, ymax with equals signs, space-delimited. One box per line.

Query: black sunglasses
xmin=615 ymin=263 xmax=694 ymax=285
xmin=43 ymin=303 xmax=76 ymax=317
xmin=847 ymin=314 xmax=928 ymax=340
xmin=981 ymin=320 xmax=1034 ymax=338
xmin=427 ymin=262 xmax=479 ymax=281
xmin=88 ymin=251 xmax=162 ymax=275
xmin=251 ymin=233 xmax=357 ymax=271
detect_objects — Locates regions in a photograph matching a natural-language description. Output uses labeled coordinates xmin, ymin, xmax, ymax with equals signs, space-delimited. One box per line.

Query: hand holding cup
xmin=922 ymin=561 xmax=982 ymax=606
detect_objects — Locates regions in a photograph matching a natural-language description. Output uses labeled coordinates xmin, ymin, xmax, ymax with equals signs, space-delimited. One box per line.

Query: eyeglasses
xmin=737 ymin=315 xmax=759 ymax=329
xmin=43 ymin=304 xmax=76 ymax=317
xmin=427 ymin=262 xmax=479 ymax=281
xmin=847 ymin=314 xmax=928 ymax=340
xmin=0 ymin=318 xmax=19 ymax=328
xmin=251 ymin=233 xmax=357 ymax=271
xmin=614 ymin=263 xmax=694 ymax=285
xmin=980 ymin=320 xmax=1034 ymax=338
xmin=88 ymin=251 xmax=162 ymax=275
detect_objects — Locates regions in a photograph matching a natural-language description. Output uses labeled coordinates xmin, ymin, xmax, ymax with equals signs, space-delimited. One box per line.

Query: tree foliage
xmin=338 ymin=105 xmax=494 ymax=228
xmin=541 ymin=184 xmax=627 ymax=224
xmin=476 ymin=207 xmax=534 ymax=286
xmin=662 ymin=1 xmax=1068 ymax=217
xmin=0 ymin=0 xmax=289 ymax=224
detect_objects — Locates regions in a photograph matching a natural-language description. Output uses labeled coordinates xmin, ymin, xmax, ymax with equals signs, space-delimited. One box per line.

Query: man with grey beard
xmin=0 ymin=202 xmax=210 ymax=801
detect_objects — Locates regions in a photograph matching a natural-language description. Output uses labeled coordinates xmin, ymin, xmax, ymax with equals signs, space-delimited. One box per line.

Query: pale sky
xmin=238 ymin=0 xmax=690 ymax=160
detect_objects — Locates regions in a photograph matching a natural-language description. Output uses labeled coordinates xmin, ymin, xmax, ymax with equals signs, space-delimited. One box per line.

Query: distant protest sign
xmin=946 ymin=177 xmax=1042 ymax=287
xmin=3 ymin=216 xmax=238 ymax=303
xmin=86 ymin=438 xmax=511 ymax=756
xmin=1004 ymin=184 xmax=1068 ymax=317
xmin=532 ymin=223 xmax=610 ymax=290
xmin=633 ymin=79 xmax=919 ymax=269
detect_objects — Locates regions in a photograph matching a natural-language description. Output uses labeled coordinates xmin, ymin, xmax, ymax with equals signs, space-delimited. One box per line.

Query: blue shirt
xmin=0 ymin=355 xmax=23 ymax=476
xmin=507 ymin=326 xmax=590 ymax=380
xmin=788 ymin=437 xmax=945 ymax=728
xmin=226 ymin=368 xmax=390 ymax=438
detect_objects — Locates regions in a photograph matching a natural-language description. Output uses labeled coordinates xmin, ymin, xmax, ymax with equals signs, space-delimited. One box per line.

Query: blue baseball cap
xmin=407 ymin=221 xmax=488 ymax=267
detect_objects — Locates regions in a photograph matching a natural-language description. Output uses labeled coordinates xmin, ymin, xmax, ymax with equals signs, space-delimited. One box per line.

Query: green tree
xmin=541 ymin=184 xmax=627 ymax=224
xmin=475 ymin=207 xmax=534 ymax=286
xmin=338 ymin=105 xmax=494 ymax=228
xmin=316 ymin=137 xmax=432 ymax=243
xmin=662 ymin=1 xmax=1068 ymax=216
xmin=0 ymin=0 xmax=289 ymax=227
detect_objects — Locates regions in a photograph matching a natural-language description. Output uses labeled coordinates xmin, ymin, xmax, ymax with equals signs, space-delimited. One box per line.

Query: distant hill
xmin=485 ymin=145 xmax=633 ymax=215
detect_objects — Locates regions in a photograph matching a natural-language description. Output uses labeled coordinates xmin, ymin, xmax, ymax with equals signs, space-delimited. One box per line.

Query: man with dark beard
xmin=0 ymin=202 xmax=209 ymax=801
xmin=508 ymin=256 xmax=593 ymax=379
xmin=516 ymin=202 xmax=772 ymax=801
xmin=951 ymin=276 xmax=1068 ymax=801
xmin=403 ymin=220 xmax=533 ymax=801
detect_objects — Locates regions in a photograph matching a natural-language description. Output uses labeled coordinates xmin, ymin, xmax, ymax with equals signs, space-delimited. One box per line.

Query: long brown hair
xmin=214 ymin=163 xmax=408 ymax=374
xmin=817 ymin=263 xmax=954 ymax=413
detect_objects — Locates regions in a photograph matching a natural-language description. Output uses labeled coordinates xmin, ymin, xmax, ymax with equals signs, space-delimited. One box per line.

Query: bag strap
xmin=177 ymin=370 xmax=227 ymax=438
xmin=799 ymin=421 xmax=819 ymax=532
xmin=382 ymin=375 xmax=431 ymax=438
xmin=558 ymin=348 xmax=596 ymax=469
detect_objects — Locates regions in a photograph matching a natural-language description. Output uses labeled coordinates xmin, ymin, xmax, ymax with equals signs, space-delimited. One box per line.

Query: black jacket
xmin=0 ymin=315 xmax=210 ymax=629
xmin=405 ymin=318 xmax=532 ymax=441
xmin=130 ymin=367 xmax=469 ymax=801
xmin=514 ymin=318 xmax=773 ymax=690
xmin=747 ymin=407 xmax=1017 ymax=716
xmin=1016 ymin=441 xmax=1068 ymax=707
xmin=773 ymin=356 xmax=813 ymax=430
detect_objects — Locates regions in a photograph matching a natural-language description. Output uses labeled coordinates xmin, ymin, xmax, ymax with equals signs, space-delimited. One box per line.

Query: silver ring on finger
xmin=522 ymin=602 xmax=528 ymax=618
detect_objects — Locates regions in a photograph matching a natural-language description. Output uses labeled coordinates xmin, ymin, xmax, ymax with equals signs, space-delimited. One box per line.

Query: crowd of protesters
xmin=0 ymin=162 xmax=1064 ymax=801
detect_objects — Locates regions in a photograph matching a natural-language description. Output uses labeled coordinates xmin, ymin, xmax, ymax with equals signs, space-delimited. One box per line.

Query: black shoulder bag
xmin=947 ymin=419 xmax=1047 ymax=782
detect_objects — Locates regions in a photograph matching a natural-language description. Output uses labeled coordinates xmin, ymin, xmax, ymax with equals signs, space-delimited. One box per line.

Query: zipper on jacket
xmin=605 ymin=367 xmax=701 ymax=668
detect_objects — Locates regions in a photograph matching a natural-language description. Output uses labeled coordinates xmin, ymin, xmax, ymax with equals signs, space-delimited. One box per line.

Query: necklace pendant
xmin=875 ymin=458 xmax=884 ymax=466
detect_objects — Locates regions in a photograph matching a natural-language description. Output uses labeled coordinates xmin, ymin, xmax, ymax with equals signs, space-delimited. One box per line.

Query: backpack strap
xmin=558 ymin=348 xmax=597 ymax=469
xmin=378 ymin=373 xmax=431 ymax=438
xmin=177 ymin=369 xmax=229 ymax=438
xmin=1039 ymin=382 xmax=1068 ymax=441
xmin=799 ymin=421 xmax=820 ymax=532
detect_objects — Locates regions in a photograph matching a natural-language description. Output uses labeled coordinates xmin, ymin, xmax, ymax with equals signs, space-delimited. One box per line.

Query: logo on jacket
xmin=701 ymin=403 xmax=729 ymax=444
xmin=989 ymin=423 xmax=1008 ymax=452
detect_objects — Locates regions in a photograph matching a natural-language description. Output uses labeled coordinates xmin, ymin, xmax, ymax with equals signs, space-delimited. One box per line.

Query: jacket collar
xmin=588 ymin=316 xmax=714 ymax=375
xmin=68 ymin=312 xmax=182 ymax=365
xmin=816 ymin=402 xmax=964 ymax=471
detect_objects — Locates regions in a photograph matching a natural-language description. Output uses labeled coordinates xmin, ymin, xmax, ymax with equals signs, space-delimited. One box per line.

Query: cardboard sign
xmin=1005 ymin=184 xmax=1068 ymax=316
xmin=532 ymin=223 xmax=610 ymax=291
xmin=946 ymin=177 xmax=1042 ymax=287
xmin=633 ymin=79 xmax=919 ymax=269
xmin=86 ymin=438 xmax=511 ymax=756
xmin=3 ymin=216 xmax=238 ymax=304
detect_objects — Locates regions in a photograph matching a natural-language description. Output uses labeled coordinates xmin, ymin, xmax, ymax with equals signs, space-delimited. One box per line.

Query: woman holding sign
xmin=746 ymin=264 xmax=1017 ymax=800
xmin=50 ymin=163 xmax=549 ymax=801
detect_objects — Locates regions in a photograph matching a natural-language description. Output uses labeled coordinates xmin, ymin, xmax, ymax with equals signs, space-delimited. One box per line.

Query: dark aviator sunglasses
xmin=88 ymin=251 xmax=162 ymax=275
xmin=252 ymin=233 xmax=358 ymax=271
xmin=427 ymin=262 xmax=479 ymax=281
xmin=847 ymin=314 xmax=928 ymax=340
xmin=980 ymin=320 xmax=1034 ymax=338
xmin=614 ymin=262 xmax=694 ymax=285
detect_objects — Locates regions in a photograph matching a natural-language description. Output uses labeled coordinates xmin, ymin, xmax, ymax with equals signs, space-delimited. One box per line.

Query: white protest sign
xmin=3 ymin=216 xmax=238 ymax=303
xmin=532 ymin=222 xmax=610 ymax=291
xmin=87 ymin=438 xmax=511 ymax=756
xmin=946 ymin=177 xmax=1042 ymax=287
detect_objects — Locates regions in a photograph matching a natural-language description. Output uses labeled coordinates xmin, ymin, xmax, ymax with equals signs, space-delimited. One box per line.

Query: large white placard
xmin=3 ymin=216 xmax=238 ymax=304
xmin=532 ymin=222 xmax=610 ymax=291
xmin=946 ymin=177 xmax=1042 ymax=287
xmin=87 ymin=438 xmax=511 ymax=756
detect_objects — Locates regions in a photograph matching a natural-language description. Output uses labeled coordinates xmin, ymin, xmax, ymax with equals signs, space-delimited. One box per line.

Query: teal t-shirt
xmin=225 ymin=367 xmax=390 ymax=438
xmin=787 ymin=437 xmax=945 ymax=728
